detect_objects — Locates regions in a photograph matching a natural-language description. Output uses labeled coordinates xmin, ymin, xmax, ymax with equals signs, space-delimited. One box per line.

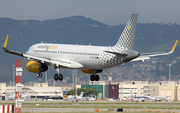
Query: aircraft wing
xmin=131 ymin=40 xmax=178 ymax=62
xmin=3 ymin=35 xmax=83 ymax=68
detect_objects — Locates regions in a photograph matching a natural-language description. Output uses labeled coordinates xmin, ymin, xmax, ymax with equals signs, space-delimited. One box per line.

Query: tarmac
xmin=1 ymin=100 xmax=180 ymax=112
xmin=21 ymin=108 xmax=180 ymax=112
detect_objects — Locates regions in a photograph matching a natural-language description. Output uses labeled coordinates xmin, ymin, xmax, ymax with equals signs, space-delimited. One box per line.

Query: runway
xmin=1 ymin=100 xmax=180 ymax=112
xmin=21 ymin=108 xmax=180 ymax=112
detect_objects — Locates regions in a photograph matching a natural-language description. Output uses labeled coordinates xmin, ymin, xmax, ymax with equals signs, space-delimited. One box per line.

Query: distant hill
xmin=0 ymin=16 xmax=180 ymax=84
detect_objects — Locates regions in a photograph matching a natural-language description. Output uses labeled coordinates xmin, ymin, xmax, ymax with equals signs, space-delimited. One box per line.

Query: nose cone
xmin=122 ymin=50 xmax=140 ymax=63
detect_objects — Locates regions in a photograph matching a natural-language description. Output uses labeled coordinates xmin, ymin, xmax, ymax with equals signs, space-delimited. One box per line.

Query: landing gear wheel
xmin=37 ymin=73 xmax=42 ymax=78
xmin=58 ymin=74 xmax=63 ymax=81
xmin=54 ymin=74 xmax=58 ymax=81
xmin=95 ymin=75 xmax=99 ymax=81
xmin=90 ymin=75 xmax=94 ymax=81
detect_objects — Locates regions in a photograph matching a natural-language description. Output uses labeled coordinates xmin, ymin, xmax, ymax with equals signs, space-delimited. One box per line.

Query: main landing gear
xmin=90 ymin=70 xmax=103 ymax=81
xmin=54 ymin=74 xmax=63 ymax=81
xmin=54 ymin=66 xmax=63 ymax=81
xmin=90 ymin=74 xmax=99 ymax=81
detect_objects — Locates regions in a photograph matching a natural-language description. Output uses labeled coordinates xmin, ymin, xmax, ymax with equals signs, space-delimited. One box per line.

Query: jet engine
xmin=26 ymin=61 xmax=48 ymax=73
xmin=81 ymin=69 xmax=103 ymax=74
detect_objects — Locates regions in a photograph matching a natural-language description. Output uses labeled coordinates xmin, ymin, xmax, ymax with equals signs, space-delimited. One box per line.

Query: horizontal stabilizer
xmin=104 ymin=50 xmax=128 ymax=56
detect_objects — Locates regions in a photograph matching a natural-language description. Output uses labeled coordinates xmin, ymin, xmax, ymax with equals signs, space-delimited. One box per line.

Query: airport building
xmin=81 ymin=81 xmax=119 ymax=99
xmin=118 ymin=81 xmax=149 ymax=99
xmin=81 ymin=80 xmax=180 ymax=101
xmin=1 ymin=81 xmax=180 ymax=101
xmin=81 ymin=81 xmax=149 ymax=100
xmin=149 ymin=81 xmax=180 ymax=101
xmin=0 ymin=83 xmax=72 ymax=100
xmin=81 ymin=81 xmax=108 ymax=99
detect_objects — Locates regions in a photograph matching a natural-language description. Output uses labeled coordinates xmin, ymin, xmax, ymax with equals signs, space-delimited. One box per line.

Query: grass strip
xmin=22 ymin=105 xmax=180 ymax=109
xmin=21 ymin=102 xmax=180 ymax=105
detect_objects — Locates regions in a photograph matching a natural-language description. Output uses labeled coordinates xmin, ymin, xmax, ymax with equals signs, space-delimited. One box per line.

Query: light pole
xmin=45 ymin=71 xmax=47 ymax=83
xmin=12 ymin=65 xmax=15 ymax=86
xmin=167 ymin=60 xmax=176 ymax=81
xmin=74 ymin=69 xmax=77 ymax=96
xmin=167 ymin=64 xmax=172 ymax=81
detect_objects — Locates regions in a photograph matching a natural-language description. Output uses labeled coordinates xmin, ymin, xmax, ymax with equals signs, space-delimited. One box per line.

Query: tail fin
xmin=114 ymin=14 xmax=138 ymax=50
xmin=147 ymin=92 xmax=151 ymax=96
xmin=79 ymin=92 xmax=84 ymax=97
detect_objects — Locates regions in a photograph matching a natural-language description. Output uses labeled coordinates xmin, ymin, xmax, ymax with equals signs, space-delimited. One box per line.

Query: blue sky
xmin=0 ymin=0 xmax=180 ymax=25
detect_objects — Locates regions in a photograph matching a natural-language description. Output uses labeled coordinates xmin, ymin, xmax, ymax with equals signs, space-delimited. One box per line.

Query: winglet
xmin=171 ymin=39 xmax=178 ymax=52
xmin=3 ymin=35 xmax=9 ymax=49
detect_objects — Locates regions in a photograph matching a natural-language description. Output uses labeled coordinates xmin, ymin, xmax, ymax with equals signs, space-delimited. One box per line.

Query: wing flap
xmin=24 ymin=54 xmax=83 ymax=68
xmin=23 ymin=54 xmax=72 ymax=68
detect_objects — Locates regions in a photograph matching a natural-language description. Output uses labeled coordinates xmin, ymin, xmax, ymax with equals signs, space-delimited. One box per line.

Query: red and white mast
xmin=15 ymin=60 xmax=23 ymax=113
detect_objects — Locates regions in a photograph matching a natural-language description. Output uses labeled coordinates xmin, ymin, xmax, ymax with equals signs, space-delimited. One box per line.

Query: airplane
xmin=65 ymin=92 xmax=84 ymax=102
xmin=130 ymin=90 xmax=154 ymax=102
xmin=3 ymin=14 xmax=178 ymax=81
xmin=82 ymin=96 xmax=96 ymax=101
xmin=7 ymin=91 xmax=29 ymax=100
xmin=43 ymin=96 xmax=63 ymax=101
xmin=0 ymin=92 xmax=5 ymax=97
xmin=147 ymin=92 xmax=170 ymax=102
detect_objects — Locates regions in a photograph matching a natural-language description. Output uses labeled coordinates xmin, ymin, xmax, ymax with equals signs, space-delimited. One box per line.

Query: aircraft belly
xmin=81 ymin=59 xmax=99 ymax=69
xmin=62 ymin=55 xmax=99 ymax=69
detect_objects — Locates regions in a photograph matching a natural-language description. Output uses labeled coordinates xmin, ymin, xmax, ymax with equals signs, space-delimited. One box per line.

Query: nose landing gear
xmin=37 ymin=73 xmax=42 ymax=78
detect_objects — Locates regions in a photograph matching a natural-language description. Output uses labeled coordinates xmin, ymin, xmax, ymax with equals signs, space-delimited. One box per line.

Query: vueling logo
xmin=50 ymin=45 xmax=58 ymax=49
xmin=37 ymin=45 xmax=58 ymax=51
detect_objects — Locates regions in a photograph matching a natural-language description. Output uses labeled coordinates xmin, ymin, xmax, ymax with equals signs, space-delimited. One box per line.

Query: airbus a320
xmin=3 ymin=14 xmax=178 ymax=81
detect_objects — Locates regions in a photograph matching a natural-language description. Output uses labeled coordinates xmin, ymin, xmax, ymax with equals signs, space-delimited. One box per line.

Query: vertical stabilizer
xmin=114 ymin=14 xmax=138 ymax=50
xmin=79 ymin=92 xmax=84 ymax=97
xmin=130 ymin=90 xmax=135 ymax=97
xmin=147 ymin=92 xmax=151 ymax=96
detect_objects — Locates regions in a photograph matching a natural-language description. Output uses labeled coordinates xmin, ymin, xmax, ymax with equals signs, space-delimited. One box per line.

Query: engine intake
xmin=26 ymin=61 xmax=48 ymax=73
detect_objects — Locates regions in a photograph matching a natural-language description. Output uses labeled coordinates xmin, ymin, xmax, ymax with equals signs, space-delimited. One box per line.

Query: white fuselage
xmin=154 ymin=96 xmax=170 ymax=101
xmin=26 ymin=43 xmax=124 ymax=69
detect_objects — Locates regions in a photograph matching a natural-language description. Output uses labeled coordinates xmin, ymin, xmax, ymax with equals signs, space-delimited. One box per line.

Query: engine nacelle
xmin=81 ymin=69 xmax=103 ymax=74
xmin=26 ymin=61 xmax=48 ymax=73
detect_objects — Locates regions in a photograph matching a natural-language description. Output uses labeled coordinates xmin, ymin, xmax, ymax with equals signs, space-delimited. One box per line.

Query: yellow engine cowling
xmin=81 ymin=69 xmax=103 ymax=74
xmin=26 ymin=61 xmax=48 ymax=73
xmin=81 ymin=69 xmax=94 ymax=74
